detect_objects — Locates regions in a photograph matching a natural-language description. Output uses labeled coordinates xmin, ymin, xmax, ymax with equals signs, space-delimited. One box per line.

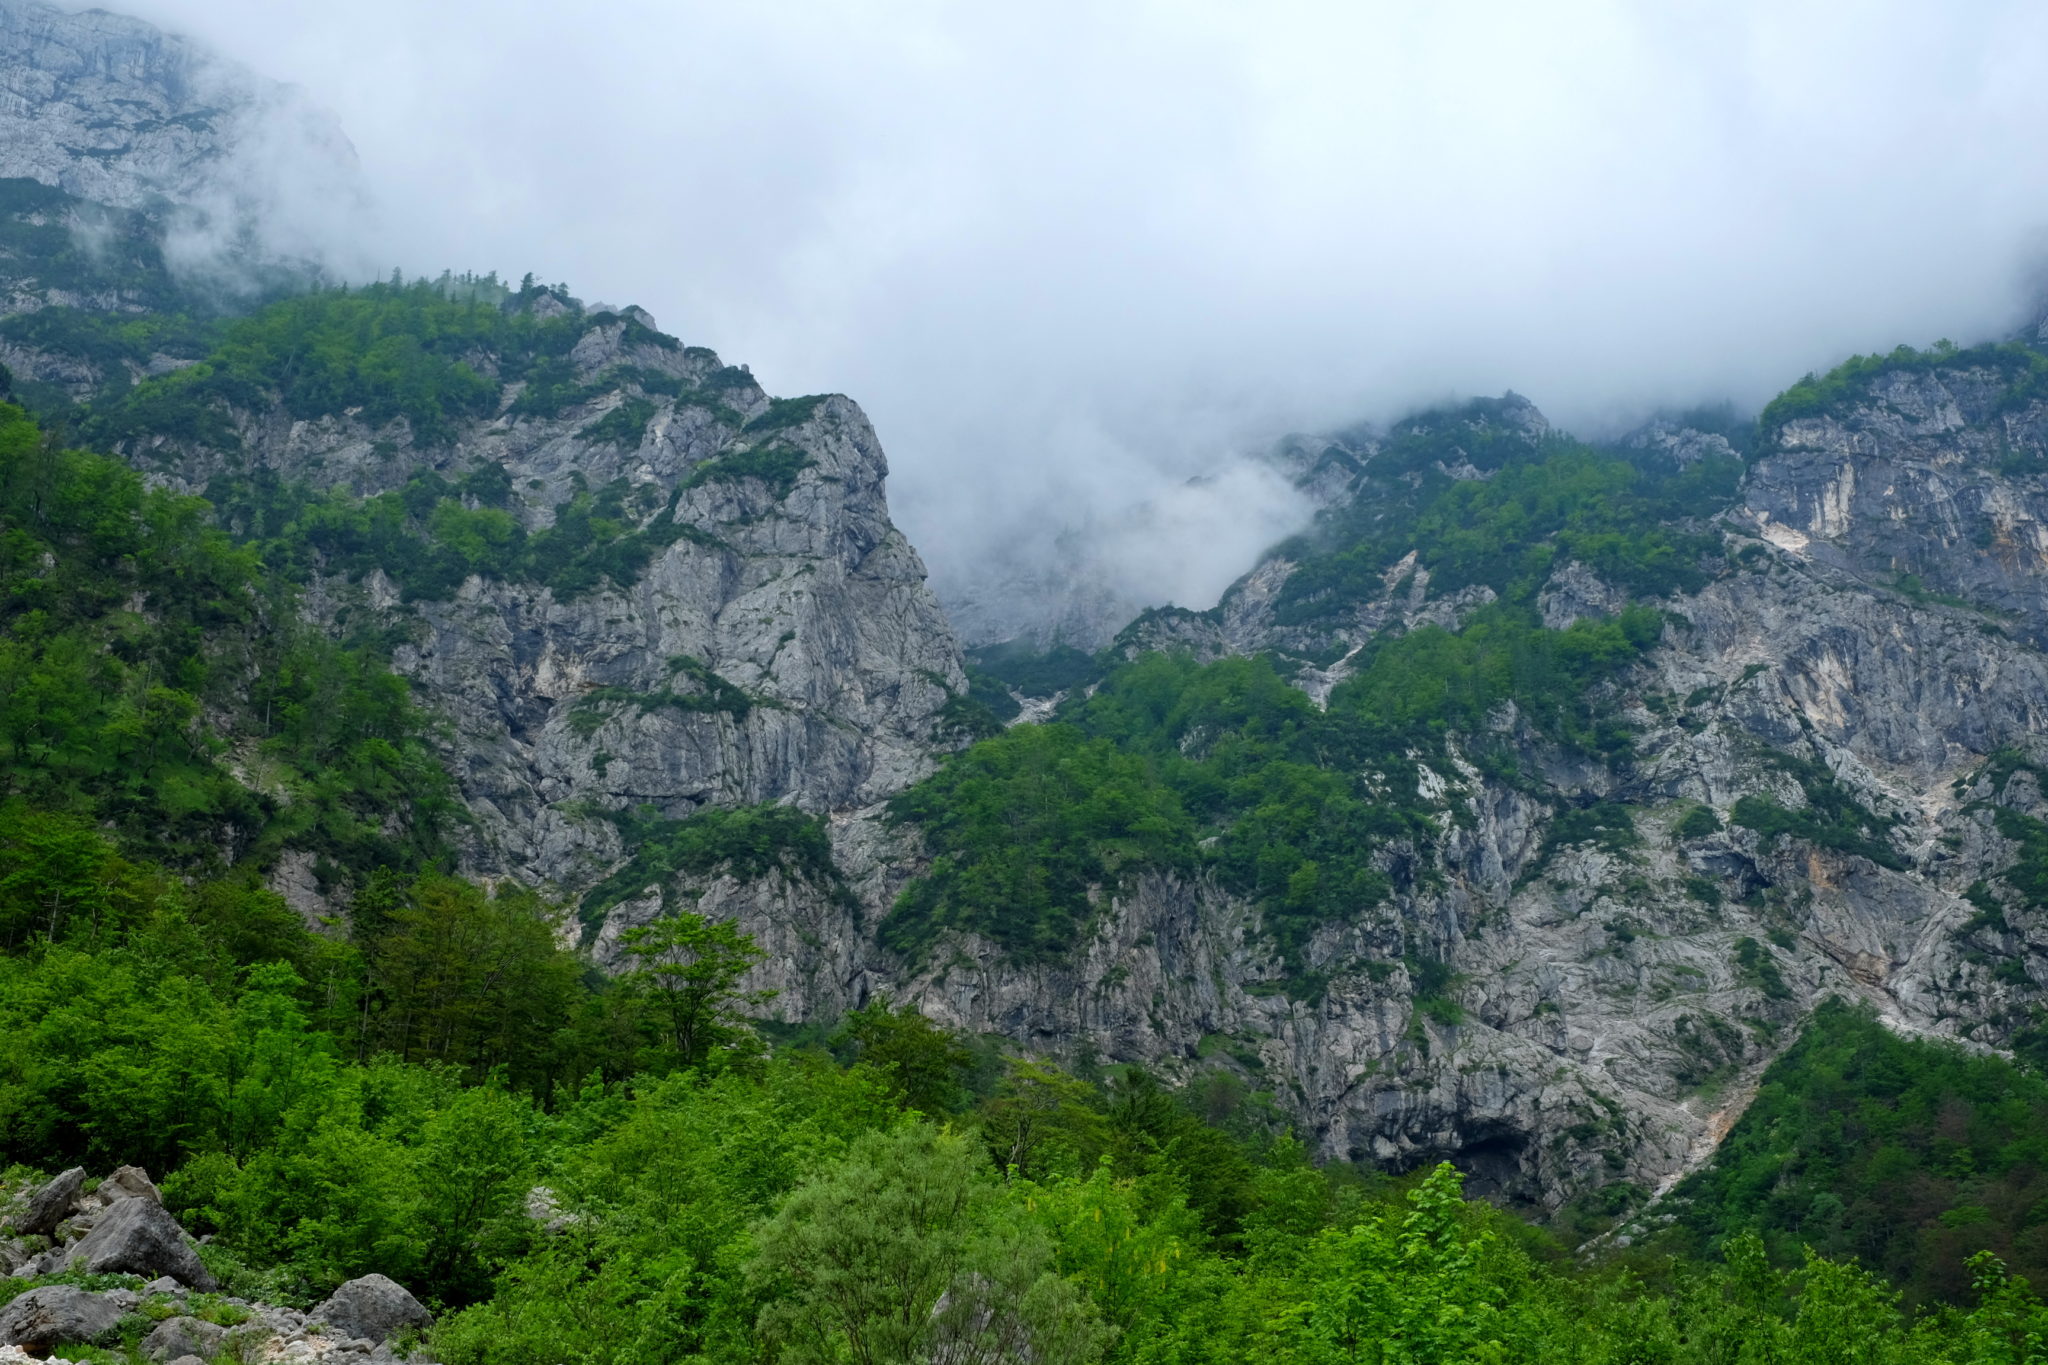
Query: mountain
xmin=0 ymin=0 xmax=360 ymax=279
xmin=926 ymin=367 xmax=2048 ymax=1219
xmin=5 ymin=0 xmax=2048 ymax=1256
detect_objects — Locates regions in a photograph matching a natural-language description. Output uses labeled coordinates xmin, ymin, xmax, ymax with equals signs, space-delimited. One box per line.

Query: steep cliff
xmin=77 ymin=285 xmax=970 ymax=922
xmin=7 ymin=0 xmax=2048 ymax=1231
xmin=851 ymin=364 xmax=2048 ymax=1219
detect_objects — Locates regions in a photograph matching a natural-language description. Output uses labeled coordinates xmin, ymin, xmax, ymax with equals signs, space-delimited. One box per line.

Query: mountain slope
xmin=871 ymin=361 xmax=2048 ymax=1216
xmin=5 ymin=0 xmax=2048 ymax=1231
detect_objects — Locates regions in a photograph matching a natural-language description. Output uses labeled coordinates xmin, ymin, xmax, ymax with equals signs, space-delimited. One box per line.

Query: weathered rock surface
xmin=7 ymin=0 xmax=2048 ymax=1221
xmin=141 ymin=1315 xmax=226 ymax=1363
xmin=49 ymin=1196 xmax=217 ymax=1289
xmin=312 ymin=1274 xmax=432 ymax=1344
xmin=1747 ymin=365 xmax=2048 ymax=644
xmin=213 ymin=356 xmax=968 ymax=904
xmin=0 ymin=0 xmax=360 ymax=242
xmin=850 ymin=374 xmax=2048 ymax=1210
xmin=11 ymin=1166 xmax=81 ymax=1236
xmin=0 ymin=1286 xmax=121 ymax=1349
xmin=84 ymin=1164 xmax=161 ymax=1209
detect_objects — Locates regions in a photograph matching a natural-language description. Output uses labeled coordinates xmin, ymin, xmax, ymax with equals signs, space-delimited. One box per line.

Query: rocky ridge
xmin=119 ymin=301 xmax=971 ymax=916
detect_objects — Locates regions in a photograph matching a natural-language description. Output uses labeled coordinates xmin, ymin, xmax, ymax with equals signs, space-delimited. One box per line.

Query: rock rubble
xmin=0 ymin=1168 xmax=437 ymax=1364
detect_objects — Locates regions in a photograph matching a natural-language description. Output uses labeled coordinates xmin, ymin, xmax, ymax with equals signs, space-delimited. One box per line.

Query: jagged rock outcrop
xmin=172 ymin=331 xmax=969 ymax=900
xmin=0 ymin=0 xmax=973 ymax=968
xmin=855 ymin=373 xmax=2048 ymax=1211
xmin=10 ymin=1166 xmax=81 ymax=1237
xmin=1746 ymin=363 xmax=2048 ymax=644
xmin=48 ymin=1197 xmax=218 ymax=1289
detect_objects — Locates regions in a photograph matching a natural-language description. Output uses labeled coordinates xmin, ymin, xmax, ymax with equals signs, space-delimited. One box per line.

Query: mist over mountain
xmin=94 ymin=0 xmax=2048 ymax=641
xmin=0 ymin=0 xmax=368 ymax=285
xmin=10 ymin=3 xmax=2048 ymax=1360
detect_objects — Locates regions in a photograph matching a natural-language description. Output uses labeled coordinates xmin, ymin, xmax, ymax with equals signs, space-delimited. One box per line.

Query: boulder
xmin=87 ymin=1165 xmax=162 ymax=1209
xmin=49 ymin=1198 xmax=216 ymax=1290
xmin=0 ymin=1285 xmax=122 ymax=1348
xmin=140 ymin=1315 xmax=226 ymax=1363
xmin=311 ymin=1274 xmax=431 ymax=1343
xmin=13 ymin=1168 xmax=83 ymax=1237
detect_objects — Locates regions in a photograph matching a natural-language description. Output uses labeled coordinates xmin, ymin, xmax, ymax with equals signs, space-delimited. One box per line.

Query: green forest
xmin=4 ymin=274 xmax=2048 ymax=1364
xmin=3 ymin=789 xmax=2048 ymax=1362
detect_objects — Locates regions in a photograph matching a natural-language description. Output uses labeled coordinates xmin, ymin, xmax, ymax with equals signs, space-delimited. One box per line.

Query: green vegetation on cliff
xmin=1760 ymin=339 xmax=2048 ymax=435
xmin=0 ymin=177 xmax=211 ymax=319
xmin=578 ymin=802 xmax=849 ymax=928
xmin=0 ymin=401 xmax=452 ymax=875
xmin=7 ymin=206 xmax=2048 ymax=1364
xmin=1272 ymin=407 xmax=1739 ymax=628
xmin=885 ymin=407 xmax=1693 ymax=968
xmin=204 ymin=462 xmax=720 ymax=602
xmin=1660 ymin=999 xmax=2048 ymax=1308
xmin=80 ymin=278 xmax=587 ymax=449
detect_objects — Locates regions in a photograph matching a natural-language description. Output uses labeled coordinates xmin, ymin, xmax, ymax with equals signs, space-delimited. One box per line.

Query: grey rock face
xmin=143 ymin=313 xmax=2048 ymax=1211
xmin=311 ymin=1274 xmax=432 ymax=1343
xmin=1538 ymin=561 xmax=1627 ymax=630
xmin=140 ymin=1316 xmax=225 ymax=1364
xmin=12 ymin=1166 xmax=81 ymax=1236
xmin=0 ymin=0 xmax=360 ymax=239
xmin=114 ymin=309 xmax=967 ymax=906
xmin=0 ymin=1286 xmax=121 ymax=1349
xmin=806 ymin=368 xmax=2048 ymax=1211
xmin=49 ymin=1196 xmax=216 ymax=1289
xmin=83 ymin=1164 xmax=160 ymax=1209
xmin=1746 ymin=367 xmax=2048 ymax=644
xmin=10 ymin=2 xmax=2048 ymax=1217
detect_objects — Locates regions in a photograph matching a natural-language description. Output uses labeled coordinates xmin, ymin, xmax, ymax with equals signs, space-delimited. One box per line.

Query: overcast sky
xmin=120 ymin=0 xmax=2048 ymax=622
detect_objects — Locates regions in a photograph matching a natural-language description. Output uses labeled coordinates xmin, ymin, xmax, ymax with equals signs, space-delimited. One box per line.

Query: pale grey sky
xmin=115 ymin=0 xmax=2048 ymax=614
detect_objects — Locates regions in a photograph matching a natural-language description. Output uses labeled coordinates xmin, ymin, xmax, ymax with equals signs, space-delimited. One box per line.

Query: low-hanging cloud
xmin=108 ymin=0 xmax=2048 ymax=636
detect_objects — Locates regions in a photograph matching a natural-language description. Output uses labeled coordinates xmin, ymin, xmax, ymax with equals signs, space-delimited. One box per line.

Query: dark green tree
xmin=836 ymin=999 xmax=975 ymax=1115
xmin=618 ymin=911 xmax=771 ymax=1070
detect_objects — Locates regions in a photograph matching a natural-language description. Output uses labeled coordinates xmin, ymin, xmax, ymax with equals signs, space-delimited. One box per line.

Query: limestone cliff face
xmin=0 ymin=0 xmax=359 ymax=240
xmin=1746 ymin=366 xmax=2048 ymax=643
xmin=0 ymin=0 xmax=970 ymax=945
xmin=0 ymin=1 xmax=353 ymax=410
xmin=137 ymin=314 xmax=967 ymax=900
xmin=853 ymin=377 xmax=2048 ymax=1213
xmin=9 ymin=0 xmax=2048 ymax=1223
